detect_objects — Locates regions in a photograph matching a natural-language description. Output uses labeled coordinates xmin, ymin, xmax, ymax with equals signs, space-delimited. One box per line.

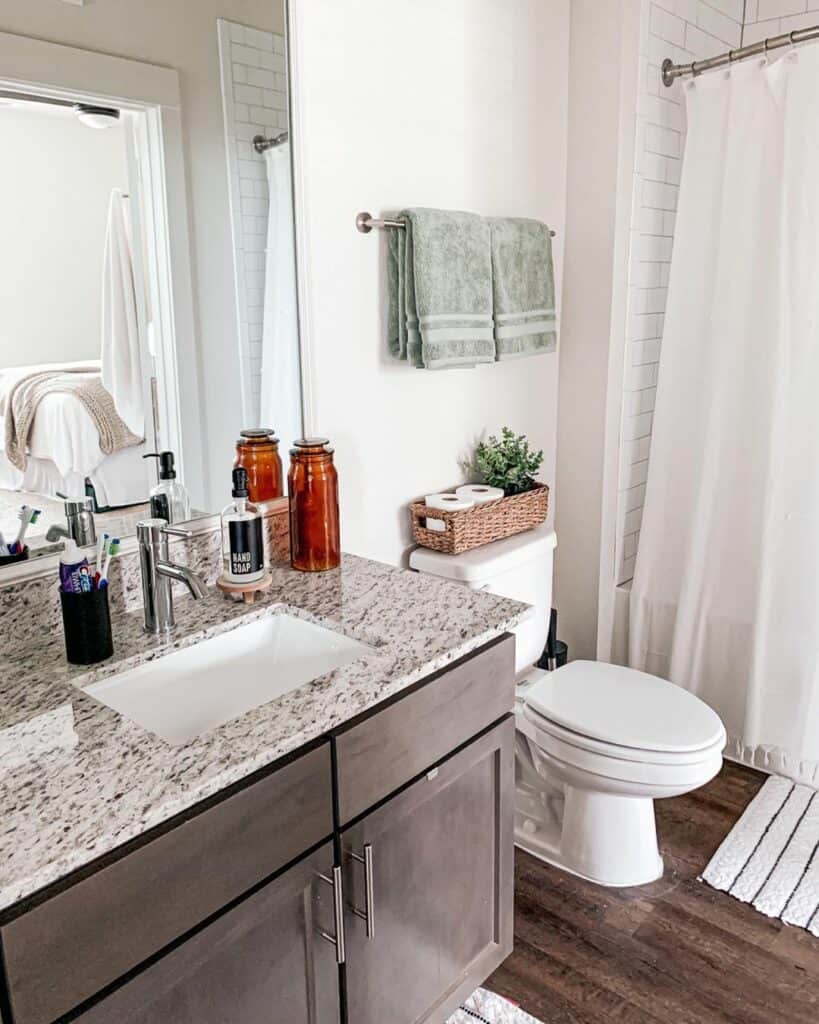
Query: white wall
xmin=554 ymin=0 xmax=641 ymax=664
xmin=0 ymin=102 xmax=127 ymax=368
xmin=0 ymin=0 xmax=283 ymax=508
xmin=291 ymin=0 xmax=569 ymax=566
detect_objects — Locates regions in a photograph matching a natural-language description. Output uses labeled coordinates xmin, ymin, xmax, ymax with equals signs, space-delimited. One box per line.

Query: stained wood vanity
xmin=0 ymin=634 xmax=514 ymax=1024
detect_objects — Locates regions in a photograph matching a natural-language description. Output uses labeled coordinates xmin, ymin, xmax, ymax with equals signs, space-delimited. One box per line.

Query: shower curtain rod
xmin=662 ymin=24 xmax=819 ymax=86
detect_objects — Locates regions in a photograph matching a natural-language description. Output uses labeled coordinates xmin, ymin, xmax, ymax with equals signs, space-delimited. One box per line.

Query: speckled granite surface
xmin=0 ymin=553 xmax=527 ymax=913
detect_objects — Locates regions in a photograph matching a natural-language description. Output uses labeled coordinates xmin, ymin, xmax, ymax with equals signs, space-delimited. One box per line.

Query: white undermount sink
xmin=81 ymin=613 xmax=372 ymax=746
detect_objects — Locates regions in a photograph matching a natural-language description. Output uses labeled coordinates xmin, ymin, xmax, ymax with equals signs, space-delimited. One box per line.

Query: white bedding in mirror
xmin=0 ymin=361 xmax=150 ymax=507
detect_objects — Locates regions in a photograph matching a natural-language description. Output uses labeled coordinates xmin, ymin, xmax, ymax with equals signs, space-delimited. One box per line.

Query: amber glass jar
xmin=234 ymin=429 xmax=283 ymax=504
xmin=288 ymin=438 xmax=340 ymax=572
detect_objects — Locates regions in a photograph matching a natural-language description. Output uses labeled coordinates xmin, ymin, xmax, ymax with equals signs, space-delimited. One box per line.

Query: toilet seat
xmin=523 ymin=660 xmax=726 ymax=755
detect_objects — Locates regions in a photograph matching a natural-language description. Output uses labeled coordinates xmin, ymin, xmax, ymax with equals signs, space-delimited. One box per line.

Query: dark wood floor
xmin=488 ymin=762 xmax=819 ymax=1024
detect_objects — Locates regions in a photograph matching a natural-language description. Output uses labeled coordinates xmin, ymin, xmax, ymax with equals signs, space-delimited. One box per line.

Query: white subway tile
xmin=632 ymin=261 xmax=663 ymax=287
xmin=758 ymin=0 xmax=807 ymax=19
xmin=651 ymin=4 xmax=688 ymax=45
xmin=247 ymin=67 xmax=277 ymax=89
xmin=624 ymin=413 xmax=654 ymax=442
xmin=642 ymin=179 xmax=678 ymax=211
xmin=780 ymin=11 xmax=819 ymax=30
xmin=234 ymin=83 xmax=263 ymax=105
xmin=623 ymin=531 xmax=640 ymax=560
xmin=638 ymin=206 xmax=667 ymax=235
xmin=624 ymin=507 xmax=644 ymax=535
xmin=628 ymin=311 xmax=661 ymax=340
xmin=624 ymin=482 xmax=648 ymax=512
xmin=703 ymin=0 xmax=744 ymax=20
xmin=742 ymin=19 xmax=780 ymax=42
xmin=629 ymin=362 xmax=661 ymax=390
xmin=697 ymin=1 xmax=743 ymax=43
xmin=244 ymin=26 xmax=274 ymax=51
xmin=232 ymin=43 xmax=262 ymax=67
xmin=645 ymin=123 xmax=681 ymax=157
xmin=665 ymin=157 xmax=682 ymax=186
xmin=632 ymin=287 xmax=668 ymax=315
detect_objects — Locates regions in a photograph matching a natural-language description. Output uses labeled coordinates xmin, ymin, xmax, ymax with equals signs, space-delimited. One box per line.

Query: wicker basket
xmin=410 ymin=484 xmax=549 ymax=555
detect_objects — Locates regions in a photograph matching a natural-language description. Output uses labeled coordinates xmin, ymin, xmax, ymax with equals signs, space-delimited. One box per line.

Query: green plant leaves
xmin=474 ymin=427 xmax=543 ymax=496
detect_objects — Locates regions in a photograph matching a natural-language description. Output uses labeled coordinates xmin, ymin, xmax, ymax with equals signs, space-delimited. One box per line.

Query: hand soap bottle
xmin=221 ymin=467 xmax=265 ymax=584
xmin=143 ymin=451 xmax=191 ymax=524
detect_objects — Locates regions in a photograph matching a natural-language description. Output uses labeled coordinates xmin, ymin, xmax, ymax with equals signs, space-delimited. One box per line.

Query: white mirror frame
xmin=0 ymin=31 xmax=208 ymax=585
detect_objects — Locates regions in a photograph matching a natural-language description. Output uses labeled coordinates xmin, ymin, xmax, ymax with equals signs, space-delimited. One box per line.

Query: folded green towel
xmin=488 ymin=217 xmax=557 ymax=360
xmin=388 ymin=208 xmax=495 ymax=370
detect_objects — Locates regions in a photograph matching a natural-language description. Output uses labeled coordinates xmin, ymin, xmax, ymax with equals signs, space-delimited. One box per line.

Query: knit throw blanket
xmin=4 ymin=366 xmax=143 ymax=472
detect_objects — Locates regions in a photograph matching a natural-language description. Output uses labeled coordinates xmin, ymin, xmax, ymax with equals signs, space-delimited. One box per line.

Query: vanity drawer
xmin=334 ymin=633 xmax=514 ymax=825
xmin=1 ymin=742 xmax=333 ymax=1024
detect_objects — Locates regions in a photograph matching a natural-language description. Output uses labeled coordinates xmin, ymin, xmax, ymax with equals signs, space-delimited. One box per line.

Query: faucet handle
xmin=161 ymin=525 xmax=194 ymax=539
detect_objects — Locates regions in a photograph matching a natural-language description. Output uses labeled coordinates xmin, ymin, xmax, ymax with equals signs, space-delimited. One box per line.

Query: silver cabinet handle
xmin=349 ymin=843 xmax=375 ymax=939
xmin=316 ymin=866 xmax=346 ymax=964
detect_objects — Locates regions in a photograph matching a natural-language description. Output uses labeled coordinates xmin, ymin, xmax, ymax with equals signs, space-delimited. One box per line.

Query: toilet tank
xmin=409 ymin=526 xmax=557 ymax=675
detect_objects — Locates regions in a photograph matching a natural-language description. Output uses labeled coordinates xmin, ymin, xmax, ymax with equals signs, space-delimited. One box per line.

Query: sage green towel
xmin=387 ymin=208 xmax=495 ymax=370
xmin=488 ymin=217 xmax=557 ymax=359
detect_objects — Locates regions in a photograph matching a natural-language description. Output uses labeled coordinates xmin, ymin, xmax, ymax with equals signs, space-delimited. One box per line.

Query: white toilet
xmin=409 ymin=526 xmax=726 ymax=888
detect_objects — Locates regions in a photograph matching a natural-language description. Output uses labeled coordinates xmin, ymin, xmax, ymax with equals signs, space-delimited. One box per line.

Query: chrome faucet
xmin=45 ymin=496 xmax=97 ymax=547
xmin=136 ymin=518 xmax=208 ymax=634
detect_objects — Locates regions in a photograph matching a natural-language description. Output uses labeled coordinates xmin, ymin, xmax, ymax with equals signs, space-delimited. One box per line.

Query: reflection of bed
xmin=0 ymin=361 xmax=151 ymax=507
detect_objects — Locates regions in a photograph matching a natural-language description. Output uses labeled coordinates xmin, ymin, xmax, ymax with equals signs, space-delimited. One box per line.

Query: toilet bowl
xmin=515 ymin=662 xmax=725 ymax=886
xmin=409 ymin=526 xmax=726 ymax=888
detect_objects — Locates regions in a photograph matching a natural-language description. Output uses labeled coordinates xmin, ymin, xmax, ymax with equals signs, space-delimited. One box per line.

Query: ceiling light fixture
xmin=73 ymin=103 xmax=120 ymax=129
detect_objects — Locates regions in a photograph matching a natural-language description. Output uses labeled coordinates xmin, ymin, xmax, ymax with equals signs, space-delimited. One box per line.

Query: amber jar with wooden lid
xmin=234 ymin=428 xmax=283 ymax=504
xmin=288 ymin=438 xmax=340 ymax=572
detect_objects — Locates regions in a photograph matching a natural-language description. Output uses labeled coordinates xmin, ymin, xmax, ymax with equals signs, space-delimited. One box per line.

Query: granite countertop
xmin=0 ymin=553 xmax=528 ymax=914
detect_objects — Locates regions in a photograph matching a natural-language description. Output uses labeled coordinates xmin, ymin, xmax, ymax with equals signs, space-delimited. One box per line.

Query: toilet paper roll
xmin=424 ymin=493 xmax=475 ymax=532
xmin=455 ymin=484 xmax=505 ymax=505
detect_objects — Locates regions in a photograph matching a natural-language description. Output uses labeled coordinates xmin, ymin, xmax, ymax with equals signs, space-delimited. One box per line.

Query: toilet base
xmin=515 ymin=783 xmax=664 ymax=888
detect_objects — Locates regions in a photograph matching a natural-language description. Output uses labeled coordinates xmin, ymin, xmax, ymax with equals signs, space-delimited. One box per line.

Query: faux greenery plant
xmin=474 ymin=428 xmax=544 ymax=496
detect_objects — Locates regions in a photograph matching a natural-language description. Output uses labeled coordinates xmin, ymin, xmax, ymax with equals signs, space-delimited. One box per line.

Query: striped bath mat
xmin=702 ymin=775 xmax=819 ymax=934
xmin=448 ymin=988 xmax=542 ymax=1024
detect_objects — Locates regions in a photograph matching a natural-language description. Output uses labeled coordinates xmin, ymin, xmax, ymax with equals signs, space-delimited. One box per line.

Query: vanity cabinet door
xmin=342 ymin=718 xmax=514 ymax=1024
xmin=72 ymin=842 xmax=340 ymax=1024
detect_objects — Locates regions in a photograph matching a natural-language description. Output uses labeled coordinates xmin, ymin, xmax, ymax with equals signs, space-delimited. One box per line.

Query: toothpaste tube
xmin=59 ymin=540 xmax=89 ymax=594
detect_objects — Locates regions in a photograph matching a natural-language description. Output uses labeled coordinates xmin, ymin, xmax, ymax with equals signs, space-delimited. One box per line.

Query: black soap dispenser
xmin=220 ymin=467 xmax=265 ymax=584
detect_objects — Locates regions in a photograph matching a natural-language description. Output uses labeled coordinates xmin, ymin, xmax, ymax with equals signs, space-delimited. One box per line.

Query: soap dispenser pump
xmin=143 ymin=450 xmax=191 ymax=525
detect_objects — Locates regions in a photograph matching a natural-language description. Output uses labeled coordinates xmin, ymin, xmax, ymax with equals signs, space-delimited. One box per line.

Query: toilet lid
xmin=524 ymin=661 xmax=725 ymax=754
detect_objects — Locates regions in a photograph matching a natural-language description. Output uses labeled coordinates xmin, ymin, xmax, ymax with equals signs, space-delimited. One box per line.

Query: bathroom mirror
xmin=0 ymin=0 xmax=301 ymax=573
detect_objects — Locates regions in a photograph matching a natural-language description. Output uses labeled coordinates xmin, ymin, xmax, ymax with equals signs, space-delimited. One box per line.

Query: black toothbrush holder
xmin=60 ymin=587 xmax=114 ymax=665
xmin=0 ymin=545 xmax=29 ymax=567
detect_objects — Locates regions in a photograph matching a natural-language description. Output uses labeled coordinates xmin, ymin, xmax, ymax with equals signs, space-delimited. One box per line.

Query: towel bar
xmin=356 ymin=211 xmax=556 ymax=238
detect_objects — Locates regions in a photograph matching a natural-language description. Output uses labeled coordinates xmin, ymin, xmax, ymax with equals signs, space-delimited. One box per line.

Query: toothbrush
xmin=99 ymin=538 xmax=120 ymax=587
xmin=95 ymin=532 xmax=109 ymax=584
xmin=10 ymin=506 xmax=40 ymax=554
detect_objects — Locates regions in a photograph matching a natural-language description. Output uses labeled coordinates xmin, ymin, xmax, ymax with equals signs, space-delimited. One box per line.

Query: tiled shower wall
xmin=743 ymin=1 xmax=819 ymax=42
xmin=615 ymin=1 xmax=743 ymax=584
xmin=218 ymin=19 xmax=288 ymax=425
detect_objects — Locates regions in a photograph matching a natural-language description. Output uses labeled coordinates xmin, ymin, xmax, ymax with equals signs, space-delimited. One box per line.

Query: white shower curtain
xmin=259 ymin=143 xmax=301 ymax=447
xmin=630 ymin=46 xmax=819 ymax=785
